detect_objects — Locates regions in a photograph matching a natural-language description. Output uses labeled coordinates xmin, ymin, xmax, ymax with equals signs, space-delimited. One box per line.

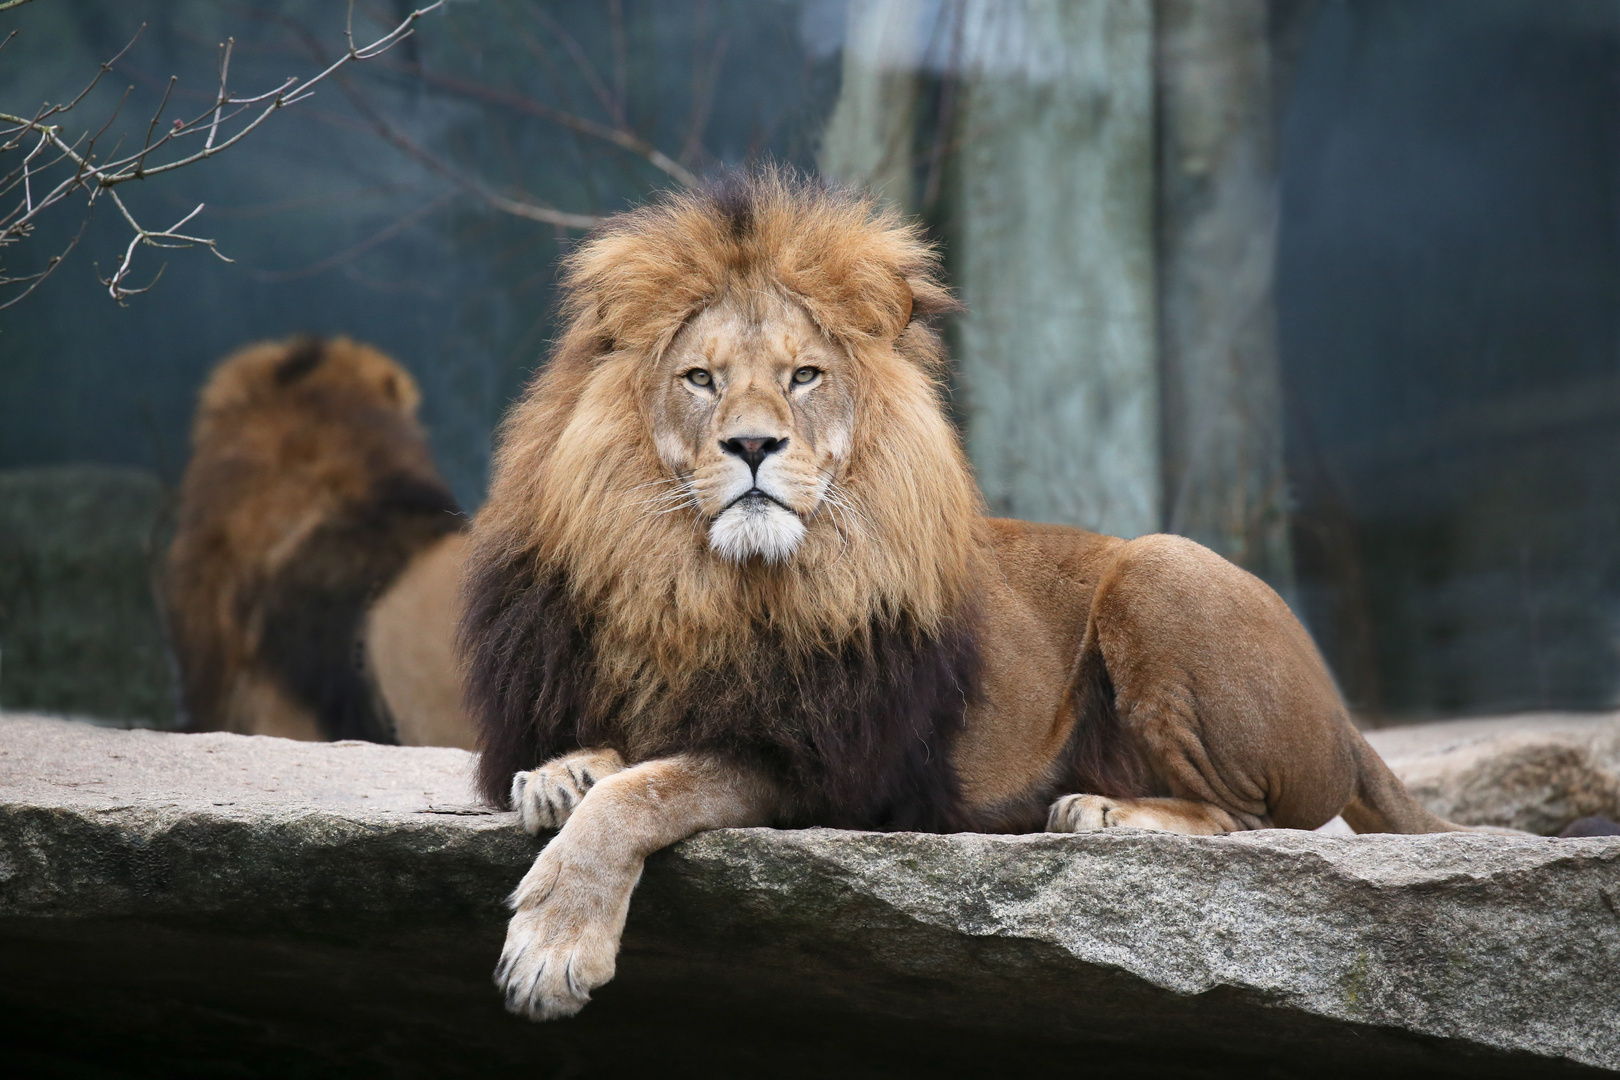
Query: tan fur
xmin=475 ymin=173 xmax=1459 ymax=1021
xmin=166 ymin=336 xmax=473 ymax=746
xmin=224 ymin=670 xmax=324 ymax=742
xmin=365 ymin=532 xmax=476 ymax=750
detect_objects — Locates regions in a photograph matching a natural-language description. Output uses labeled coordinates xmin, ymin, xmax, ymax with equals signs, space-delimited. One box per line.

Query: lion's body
xmin=166 ymin=336 xmax=475 ymax=748
xmin=462 ymin=171 xmax=1460 ymax=1020
xmin=963 ymin=519 xmax=1385 ymax=832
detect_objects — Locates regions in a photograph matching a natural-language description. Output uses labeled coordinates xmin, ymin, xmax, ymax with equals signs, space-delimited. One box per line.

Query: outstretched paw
xmin=495 ymin=841 xmax=632 ymax=1022
xmin=511 ymin=749 xmax=626 ymax=834
xmin=495 ymin=902 xmax=620 ymax=1021
xmin=1046 ymin=793 xmax=1120 ymax=833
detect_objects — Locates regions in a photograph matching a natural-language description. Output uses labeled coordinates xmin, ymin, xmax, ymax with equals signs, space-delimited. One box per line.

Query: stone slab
xmin=1 ymin=714 xmax=1617 ymax=1077
xmin=1370 ymin=712 xmax=1620 ymax=834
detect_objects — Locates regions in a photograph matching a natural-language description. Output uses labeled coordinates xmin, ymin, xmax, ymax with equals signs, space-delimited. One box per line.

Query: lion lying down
xmin=459 ymin=171 xmax=1470 ymax=1021
xmin=166 ymin=336 xmax=474 ymax=748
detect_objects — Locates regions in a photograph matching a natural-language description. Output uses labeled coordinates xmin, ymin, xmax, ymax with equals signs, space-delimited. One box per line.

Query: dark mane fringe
xmin=1054 ymin=643 xmax=1153 ymax=802
xmin=259 ymin=472 xmax=464 ymax=743
xmin=462 ymin=554 xmax=981 ymax=832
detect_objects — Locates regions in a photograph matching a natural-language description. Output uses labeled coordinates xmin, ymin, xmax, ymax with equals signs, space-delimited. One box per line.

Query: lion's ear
xmin=873 ymin=278 xmax=915 ymax=341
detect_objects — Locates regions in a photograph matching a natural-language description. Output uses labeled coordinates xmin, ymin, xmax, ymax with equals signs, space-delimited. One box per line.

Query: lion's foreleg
xmin=497 ymin=755 xmax=778 ymax=1020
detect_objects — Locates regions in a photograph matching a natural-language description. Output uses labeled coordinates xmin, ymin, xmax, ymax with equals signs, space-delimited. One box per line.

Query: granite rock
xmin=1 ymin=713 xmax=1617 ymax=1078
xmin=1369 ymin=713 xmax=1620 ymax=835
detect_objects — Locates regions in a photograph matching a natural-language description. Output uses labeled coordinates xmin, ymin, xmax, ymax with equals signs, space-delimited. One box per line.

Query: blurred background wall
xmin=2 ymin=0 xmax=1617 ymax=726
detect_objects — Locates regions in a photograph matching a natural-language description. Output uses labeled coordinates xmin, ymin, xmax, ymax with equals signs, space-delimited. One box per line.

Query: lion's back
xmin=165 ymin=337 xmax=464 ymax=740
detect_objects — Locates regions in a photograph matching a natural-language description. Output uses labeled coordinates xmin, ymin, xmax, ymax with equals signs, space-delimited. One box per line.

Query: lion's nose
xmin=720 ymin=435 xmax=788 ymax=476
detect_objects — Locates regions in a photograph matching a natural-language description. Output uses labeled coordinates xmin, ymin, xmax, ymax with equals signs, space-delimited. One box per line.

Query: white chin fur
xmin=709 ymin=500 xmax=806 ymax=563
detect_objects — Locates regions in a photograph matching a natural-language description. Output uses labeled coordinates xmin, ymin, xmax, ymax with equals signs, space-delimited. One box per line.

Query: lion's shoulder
xmin=981 ymin=517 xmax=1122 ymax=585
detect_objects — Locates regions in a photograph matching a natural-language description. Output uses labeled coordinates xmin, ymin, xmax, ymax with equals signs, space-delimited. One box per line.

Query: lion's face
xmin=650 ymin=292 xmax=854 ymax=563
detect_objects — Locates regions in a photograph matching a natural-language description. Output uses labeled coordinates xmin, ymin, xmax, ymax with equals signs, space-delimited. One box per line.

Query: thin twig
xmin=0 ymin=218 xmax=88 ymax=311
xmin=680 ymin=29 xmax=729 ymax=168
xmin=254 ymin=189 xmax=455 ymax=282
xmin=0 ymin=2 xmax=447 ymax=304
xmin=335 ymin=71 xmax=598 ymax=229
xmin=608 ymin=0 xmax=628 ymax=127
xmin=138 ymin=76 xmax=177 ymax=167
xmin=205 ymin=37 xmax=233 ymax=150
xmin=380 ymin=59 xmax=698 ymax=187
xmin=534 ymin=7 xmax=623 ymax=130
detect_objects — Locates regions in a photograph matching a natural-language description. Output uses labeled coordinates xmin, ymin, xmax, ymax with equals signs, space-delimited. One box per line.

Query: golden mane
xmin=470 ymin=171 xmax=980 ymax=681
xmin=464 ymin=172 xmax=989 ymax=818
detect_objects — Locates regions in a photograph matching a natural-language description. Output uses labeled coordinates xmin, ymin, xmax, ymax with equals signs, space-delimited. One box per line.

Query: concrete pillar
xmin=1155 ymin=0 xmax=1294 ymax=589
xmin=951 ymin=0 xmax=1160 ymax=536
xmin=818 ymin=0 xmax=927 ymax=204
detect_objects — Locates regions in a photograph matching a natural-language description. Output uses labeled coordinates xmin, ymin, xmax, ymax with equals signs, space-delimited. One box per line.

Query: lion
xmin=459 ymin=170 xmax=1467 ymax=1021
xmin=165 ymin=335 xmax=474 ymax=748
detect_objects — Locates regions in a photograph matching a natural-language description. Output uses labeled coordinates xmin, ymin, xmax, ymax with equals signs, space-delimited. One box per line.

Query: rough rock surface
xmin=0 ymin=466 xmax=175 ymax=725
xmin=1369 ymin=713 xmax=1620 ymax=835
xmin=2 ymin=713 xmax=1618 ymax=1078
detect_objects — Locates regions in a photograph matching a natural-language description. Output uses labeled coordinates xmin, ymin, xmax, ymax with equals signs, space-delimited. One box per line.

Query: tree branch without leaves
xmin=0 ymin=0 xmax=445 ymax=306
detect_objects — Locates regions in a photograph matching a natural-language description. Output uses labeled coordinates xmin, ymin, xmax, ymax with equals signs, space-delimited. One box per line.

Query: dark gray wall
xmin=1279 ymin=0 xmax=1620 ymax=715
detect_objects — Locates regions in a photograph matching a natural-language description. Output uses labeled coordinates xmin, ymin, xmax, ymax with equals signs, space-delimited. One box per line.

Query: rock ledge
xmin=2 ymin=714 xmax=1617 ymax=1078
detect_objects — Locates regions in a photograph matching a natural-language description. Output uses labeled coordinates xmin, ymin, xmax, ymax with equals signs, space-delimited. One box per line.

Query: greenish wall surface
xmin=0 ymin=467 xmax=175 ymax=726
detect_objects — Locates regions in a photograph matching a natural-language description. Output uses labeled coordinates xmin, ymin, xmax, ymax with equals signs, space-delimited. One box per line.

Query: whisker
xmin=631 ymin=489 xmax=693 ymax=509
xmin=624 ymin=476 xmax=683 ymax=494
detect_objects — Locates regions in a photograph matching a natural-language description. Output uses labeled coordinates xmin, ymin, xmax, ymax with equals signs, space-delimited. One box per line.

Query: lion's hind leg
xmin=511 ymin=748 xmax=626 ymax=834
xmin=1046 ymin=794 xmax=1268 ymax=836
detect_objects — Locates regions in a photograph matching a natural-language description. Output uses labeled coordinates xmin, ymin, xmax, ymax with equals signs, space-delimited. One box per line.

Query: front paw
xmin=1046 ymin=793 xmax=1118 ymax=832
xmin=495 ymin=894 xmax=622 ymax=1020
xmin=511 ymin=749 xmax=625 ymax=834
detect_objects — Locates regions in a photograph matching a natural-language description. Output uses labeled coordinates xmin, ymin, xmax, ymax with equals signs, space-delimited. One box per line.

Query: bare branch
xmin=533 ymin=7 xmax=624 ymax=130
xmin=205 ymin=37 xmax=233 ymax=151
xmin=139 ymin=76 xmax=177 ymax=165
xmin=332 ymin=71 xmax=598 ymax=229
xmin=98 ymin=189 xmax=232 ymax=303
xmin=380 ymin=60 xmax=699 ymax=187
xmin=48 ymin=25 xmax=146 ymax=123
xmin=270 ymin=10 xmax=606 ymax=229
xmin=0 ymin=218 xmax=87 ymax=311
xmin=680 ymin=30 xmax=729 ymax=168
xmin=0 ymin=2 xmax=446 ymax=305
xmin=0 ymin=0 xmax=39 ymax=13
xmin=608 ymin=0 xmax=628 ymax=127
xmin=255 ymin=189 xmax=455 ymax=282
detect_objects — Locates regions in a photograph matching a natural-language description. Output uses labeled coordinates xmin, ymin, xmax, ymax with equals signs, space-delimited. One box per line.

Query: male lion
xmin=166 ymin=336 xmax=474 ymax=747
xmin=461 ymin=172 xmax=1465 ymax=1021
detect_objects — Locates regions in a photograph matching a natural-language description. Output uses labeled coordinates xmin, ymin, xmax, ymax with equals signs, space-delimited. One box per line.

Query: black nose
xmin=720 ymin=435 xmax=788 ymax=475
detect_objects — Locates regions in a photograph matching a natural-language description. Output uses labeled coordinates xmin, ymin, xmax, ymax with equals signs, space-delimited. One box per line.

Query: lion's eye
xmin=792 ymin=366 xmax=821 ymax=385
xmin=685 ymin=369 xmax=713 ymax=388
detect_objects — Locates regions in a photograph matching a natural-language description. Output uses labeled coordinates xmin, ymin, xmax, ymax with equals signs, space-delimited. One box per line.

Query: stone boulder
xmin=1368 ymin=713 xmax=1620 ymax=835
xmin=0 ymin=466 xmax=176 ymax=726
xmin=1 ymin=713 xmax=1617 ymax=1078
